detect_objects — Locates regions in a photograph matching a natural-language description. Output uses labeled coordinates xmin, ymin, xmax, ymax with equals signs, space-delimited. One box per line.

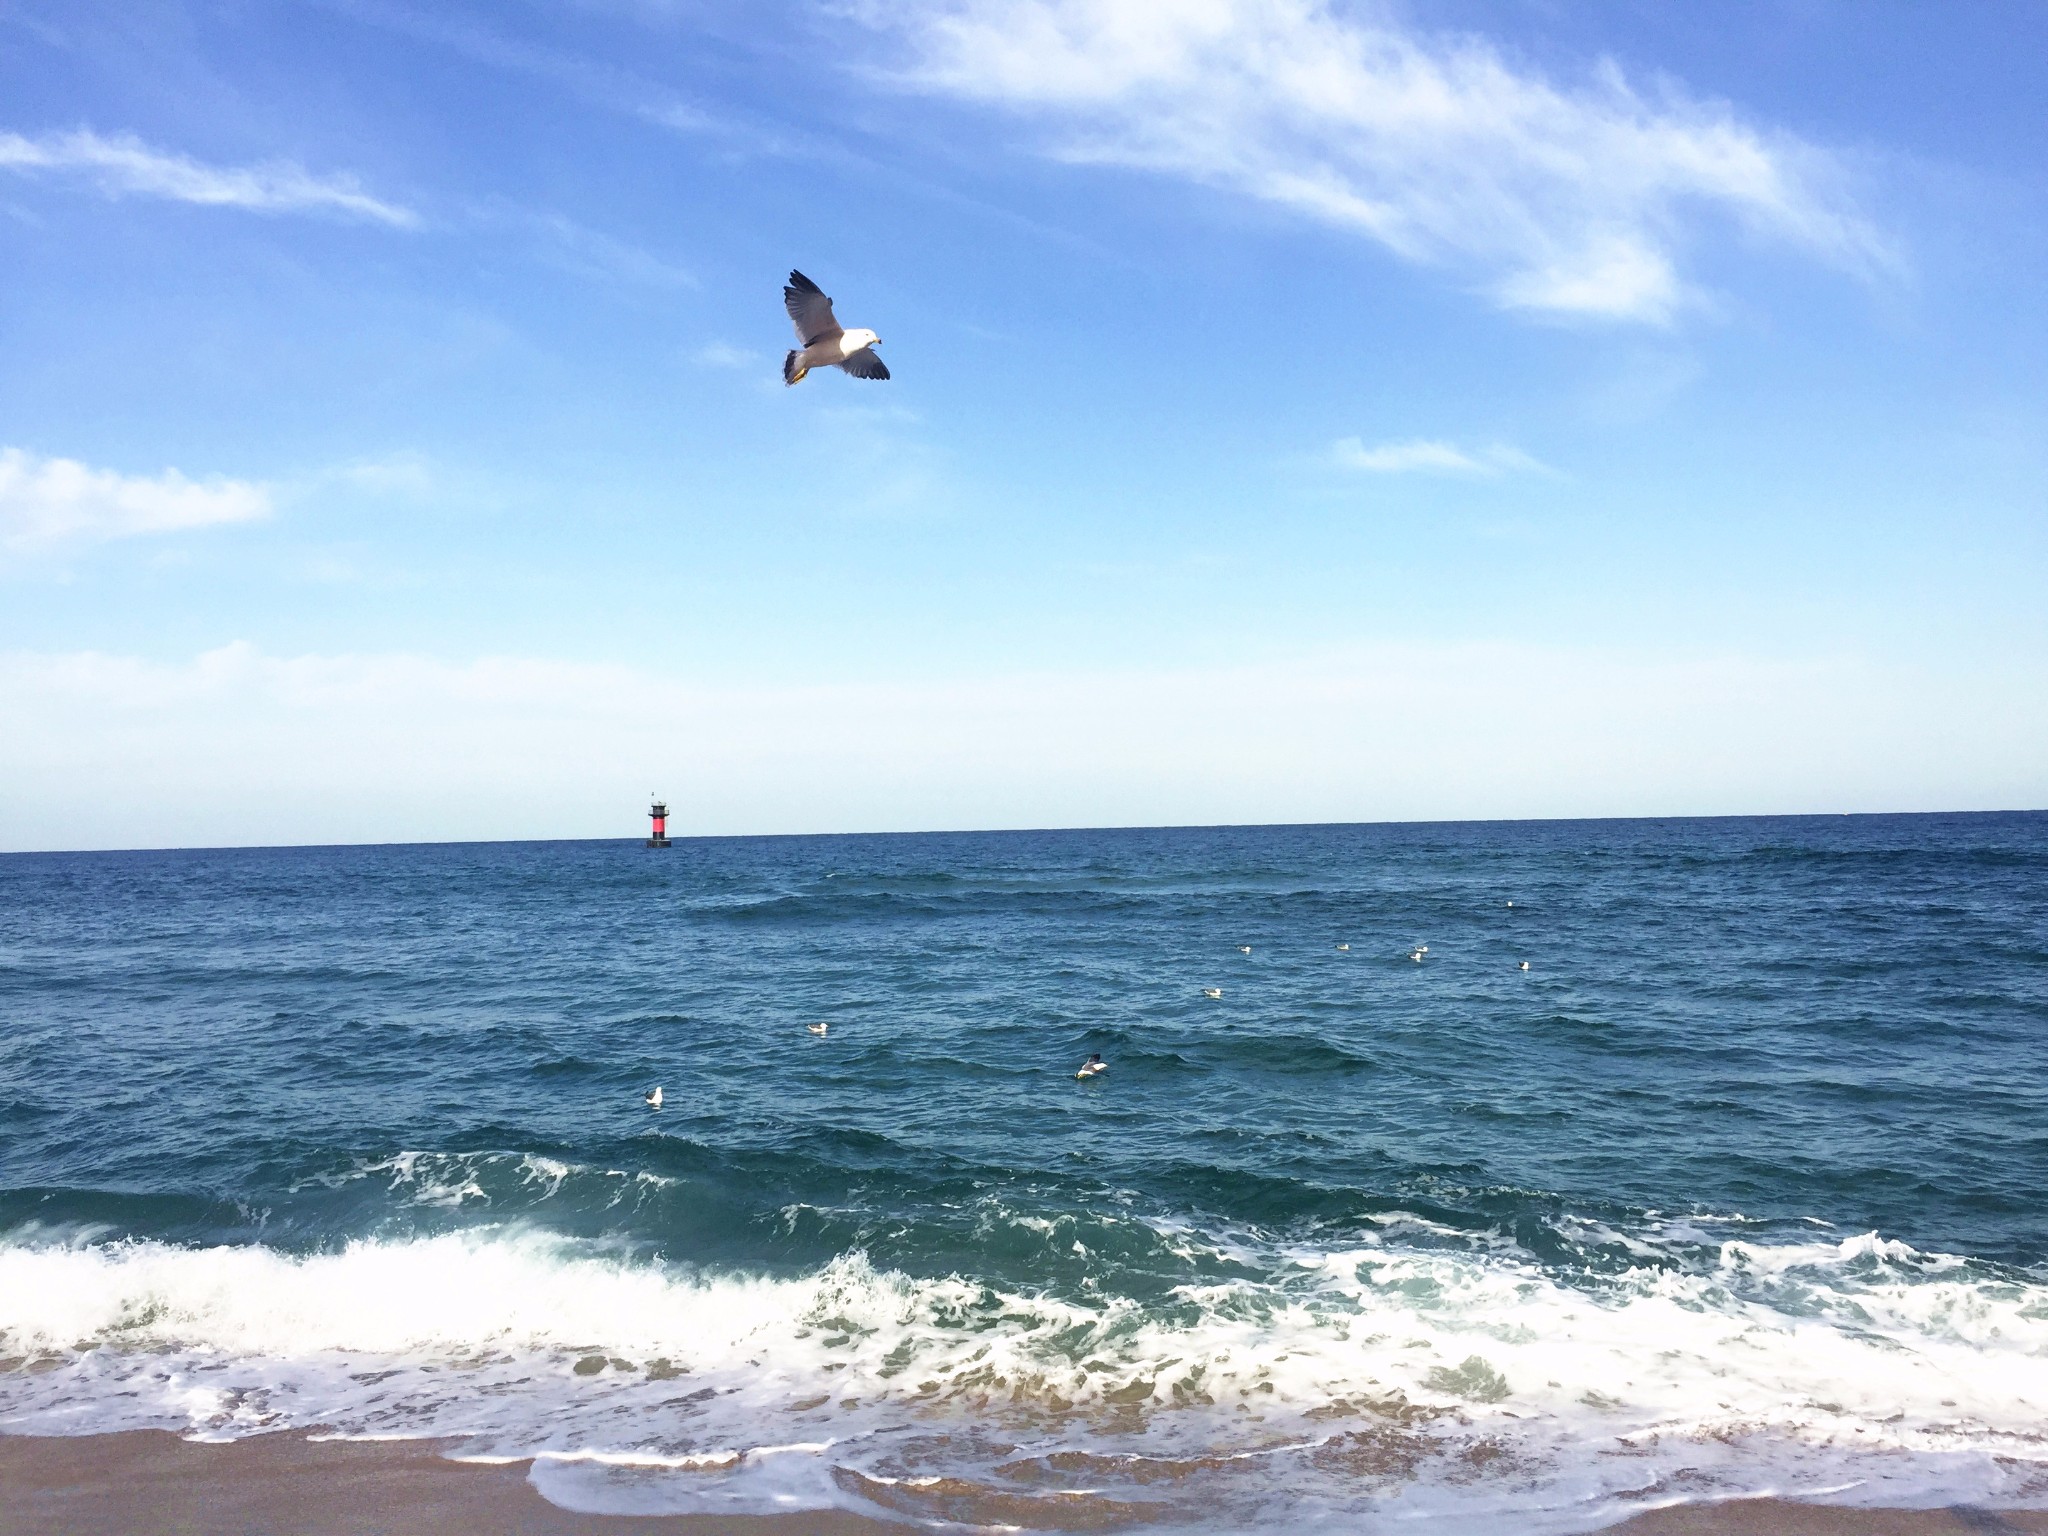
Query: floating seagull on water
xmin=1409 ymin=949 xmax=1425 ymax=963
xmin=1238 ymin=945 xmax=1252 ymax=954
xmin=782 ymin=271 xmax=887 ymax=386
xmin=1506 ymin=901 xmax=1514 ymax=908
xmin=1203 ymin=987 xmax=1223 ymax=999
xmin=1519 ymin=961 xmax=1531 ymax=971
xmin=1076 ymin=1053 xmax=1107 ymax=1080
xmin=1336 ymin=943 xmax=1350 ymax=951
xmin=643 ymin=1086 xmax=663 ymax=1109
xmin=807 ymin=1021 xmax=829 ymax=1036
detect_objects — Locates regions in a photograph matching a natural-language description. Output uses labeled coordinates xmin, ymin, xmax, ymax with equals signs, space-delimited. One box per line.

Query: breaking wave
xmin=4 ymin=1215 xmax=2047 ymax=1531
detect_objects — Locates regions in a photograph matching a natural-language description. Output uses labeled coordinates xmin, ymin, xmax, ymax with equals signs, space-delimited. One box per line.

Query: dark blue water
xmin=3 ymin=814 xmax=2046 ymax=1530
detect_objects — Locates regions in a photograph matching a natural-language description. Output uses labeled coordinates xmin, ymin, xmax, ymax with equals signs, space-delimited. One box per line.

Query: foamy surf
xmin=4 ymin=1217 xmax=2046 ymax=1531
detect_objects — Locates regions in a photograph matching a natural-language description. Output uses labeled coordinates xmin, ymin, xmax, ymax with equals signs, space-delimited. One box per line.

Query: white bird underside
xmin=783 ymin=270 xmax=888 ymax=385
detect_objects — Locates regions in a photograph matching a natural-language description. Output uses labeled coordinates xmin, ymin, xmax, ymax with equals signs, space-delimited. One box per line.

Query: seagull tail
xmin=783 ymin=350 xmax=808 ymax=387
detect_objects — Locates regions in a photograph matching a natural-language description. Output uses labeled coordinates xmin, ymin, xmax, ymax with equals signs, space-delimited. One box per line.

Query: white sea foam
xmin=289 ymin=1148 xmax=670 ymax=1216
xmin=2 ymin=1222 xmax=2046 ymax=1530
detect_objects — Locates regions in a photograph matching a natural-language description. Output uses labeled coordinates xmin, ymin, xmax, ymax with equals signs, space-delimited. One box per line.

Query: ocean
xmin=2 ymin=813 xmax=2046 ymax=1531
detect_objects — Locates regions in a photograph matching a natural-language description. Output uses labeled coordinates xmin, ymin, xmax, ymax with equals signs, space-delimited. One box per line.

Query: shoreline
xmin=4 ymin=1431 xmax=2047 ymax=1535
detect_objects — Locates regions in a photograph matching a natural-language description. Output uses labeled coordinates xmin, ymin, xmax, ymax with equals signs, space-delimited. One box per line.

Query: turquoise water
xmin=3 ymin=814 xmax=2046 ymax=1529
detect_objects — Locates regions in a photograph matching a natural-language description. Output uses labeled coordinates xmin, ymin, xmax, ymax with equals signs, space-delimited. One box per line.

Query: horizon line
xmin=4 ymin=806 xmax=2042 ymax=859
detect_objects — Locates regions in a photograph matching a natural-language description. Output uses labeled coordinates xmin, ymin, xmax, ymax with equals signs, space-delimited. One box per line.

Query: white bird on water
xmin=643 ymin=1086 xmax=663 ymax=1109
xmin=1203 ymin=987 xmax=1223 ymax=999
xmin=1336 ymin=943 xmax=1350 ymax=951
xmin=1519 ymin=961 xmax=1531 ymax=971
xmin=1076 ymin=1053 xmax=1107 ymax=1080
xmin=1409 ymin=949 xmax=1425 ymax=963
xmin=808 ymin=1021 xmax=830 ymax=1036
xmin=782 ymin=271 xmax=888 ymax=386
xmin=1238 ymin=945 xmax=1252 ymax=954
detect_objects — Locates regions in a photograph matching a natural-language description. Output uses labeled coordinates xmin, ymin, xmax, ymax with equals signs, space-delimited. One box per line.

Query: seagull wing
xmin=838 ymin=346 xmax=890 ymax=380
xmin=784 ymin=270 xmax=841 ymax=346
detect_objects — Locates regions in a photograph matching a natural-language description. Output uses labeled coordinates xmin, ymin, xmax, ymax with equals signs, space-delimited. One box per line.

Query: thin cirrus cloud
xmin=862 ymin=0 xmax=1892 ymax=323
xmin=0 ymin=447 xmax=272 ymax=553
xmin=0 ymin=128 xmax=416 ymax=226
xmin=693 ymin=341 xmax=766 ymax=370
xmin=1331 ymin=437 xmax=1548 ymax=476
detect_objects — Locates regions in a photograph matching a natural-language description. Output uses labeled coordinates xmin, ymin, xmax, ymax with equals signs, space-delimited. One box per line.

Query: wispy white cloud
xmin=0 ymin=447 xmax=271 ymax=552
xmin=335 ymin=1 xmax=726 ymax=140
xmin=1331 ymin=437 xmax=1548 ymax=476
xmin=805 ymin=403 xmax=951 ymax=517
xmin=693 ymin=340 xmax=766 ymax=370
xmin=330 ymin=455 xmax=436 ymax=498
xmin=861 ymin=0 xmax=1890 ymax=322
xmin=0 ymin=128 xmax=416 ymax=226
xmin=517 ymin=209 xmax=695 ymax=287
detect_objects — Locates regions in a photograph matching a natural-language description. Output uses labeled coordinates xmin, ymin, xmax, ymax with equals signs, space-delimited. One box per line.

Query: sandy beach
xmin=4 ymin=1431 xmax=2046 ymax=1536
xmin=0 ymin=1431 xmax=900 ymax=1536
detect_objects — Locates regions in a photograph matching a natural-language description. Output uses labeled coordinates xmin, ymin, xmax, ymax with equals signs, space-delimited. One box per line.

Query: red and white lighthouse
xmin=646 ymin=797 xmax=671 ymax=849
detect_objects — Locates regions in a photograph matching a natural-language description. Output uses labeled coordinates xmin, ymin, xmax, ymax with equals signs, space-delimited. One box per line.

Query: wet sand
xmin=0 ymin=1431 xmax=900 ymax=1536
xmin=3 ymin=1431 xmax=2046 ymax=1535
xmin=1610 ymin=1506 xmax=2048 ymax=1535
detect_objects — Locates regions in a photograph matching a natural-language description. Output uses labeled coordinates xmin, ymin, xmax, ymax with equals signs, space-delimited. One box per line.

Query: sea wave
xmin=3 ymin=1220 xmax=2046 ymax=1530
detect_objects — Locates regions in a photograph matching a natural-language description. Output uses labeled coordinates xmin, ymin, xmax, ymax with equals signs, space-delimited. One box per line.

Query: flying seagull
xmin=782 ymin=270 xmax=888 ymax=386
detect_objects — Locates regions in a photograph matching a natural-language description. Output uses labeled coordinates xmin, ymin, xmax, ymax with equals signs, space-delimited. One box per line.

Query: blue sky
xmin=2 ymin=0 xmax=2044 ymax=849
